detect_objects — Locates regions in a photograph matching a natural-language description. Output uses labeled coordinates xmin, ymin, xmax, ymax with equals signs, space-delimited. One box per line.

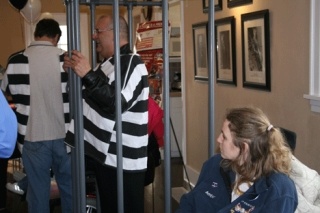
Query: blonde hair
xmin=221 ymin=107 xmax=292 ymax=191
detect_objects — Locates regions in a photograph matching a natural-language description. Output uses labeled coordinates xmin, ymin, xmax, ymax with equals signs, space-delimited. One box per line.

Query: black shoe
xmin=0 ymin=208 xmax=11 ymax=213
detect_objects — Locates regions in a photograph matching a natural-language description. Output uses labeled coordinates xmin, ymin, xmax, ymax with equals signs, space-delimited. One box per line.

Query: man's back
xmin=1 ymin=18 xmax=72 ymax=213
xmin=1 ymin=42 xmax=69 ymax=144
xmin=24 ymin=41 xmax=66 ymax=141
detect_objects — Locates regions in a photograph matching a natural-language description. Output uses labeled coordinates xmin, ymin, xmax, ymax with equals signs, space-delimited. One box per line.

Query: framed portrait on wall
xmin=192 ymin=22 xmax=208 ymax=81
xmin=215 ymin=16 xmax=236 ymax=85
xmin=227 ymin=0 xmax=252 ymax=8
xmin=203 ymin=0 xmax=222 ymax=13
xmin=241 ymin=9 xmax=270 ymax=91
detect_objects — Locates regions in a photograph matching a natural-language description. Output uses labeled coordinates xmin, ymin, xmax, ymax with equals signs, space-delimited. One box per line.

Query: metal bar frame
xmin=64 ymin=0 xmax=217 ymax=212
xmin=208 ymin=0 xmax=215 ymax=158
xmin=64 ymin=0 xmax=86 ymax=213
xmin=65 ymin=0 xmax=171 ymax=213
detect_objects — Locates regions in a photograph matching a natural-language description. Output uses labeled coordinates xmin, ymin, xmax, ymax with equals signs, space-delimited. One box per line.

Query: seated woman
xmin=176 ymin=106 xmax=298 ymax=213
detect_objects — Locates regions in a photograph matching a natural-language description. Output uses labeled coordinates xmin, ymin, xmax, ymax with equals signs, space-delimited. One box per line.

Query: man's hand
xmin=63 ymin=50 xmax=92 ymax=78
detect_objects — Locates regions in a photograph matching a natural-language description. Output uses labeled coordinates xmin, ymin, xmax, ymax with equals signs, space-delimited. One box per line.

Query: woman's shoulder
xmin=202 ymin=154 xmax=223 ymax=169
xmin=206 ymin=154 xmax=223 ymax=163
xmin=267 ymin=172 xmax=297 ymax=194
xmin=268 ymin=172 xmax=293 ymax=182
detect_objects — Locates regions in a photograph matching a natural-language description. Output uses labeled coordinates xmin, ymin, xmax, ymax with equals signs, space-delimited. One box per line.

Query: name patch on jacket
xmin=231 ymin=201 xmax=255 ymax=213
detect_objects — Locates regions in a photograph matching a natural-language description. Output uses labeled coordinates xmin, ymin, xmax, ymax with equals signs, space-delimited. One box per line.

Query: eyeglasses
xmin=93 ymin=27 xmax=113 ymax=34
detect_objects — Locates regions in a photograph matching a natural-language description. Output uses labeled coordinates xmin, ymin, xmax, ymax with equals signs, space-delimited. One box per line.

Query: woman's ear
xmin=243 ymin=142 xmax=249 ymax=154
xmin=239 ymin=142 xmax=250 ymax=164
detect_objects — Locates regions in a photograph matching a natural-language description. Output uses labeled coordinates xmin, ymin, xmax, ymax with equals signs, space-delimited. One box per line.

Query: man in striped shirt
xmin=1 ymin=19 xmax=72 ymax=213
xmin=63 ymin=15 xmax=149 ymax=213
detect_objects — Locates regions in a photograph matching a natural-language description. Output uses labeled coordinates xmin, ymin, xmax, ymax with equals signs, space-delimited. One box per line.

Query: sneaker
xmin=13 ymin=171 xmax=26 ymax=182
xmin=6 ymin=183 xmax=24 ymax=195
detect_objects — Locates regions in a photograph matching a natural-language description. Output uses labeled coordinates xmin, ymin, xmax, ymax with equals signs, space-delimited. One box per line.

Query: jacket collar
xmin=119 ymin=43 xmax=132 ymax=55
xmin=101 ymin=43 xmax=132 ymax=65
xmin=243 ymin=175 xmax=269 ymax=201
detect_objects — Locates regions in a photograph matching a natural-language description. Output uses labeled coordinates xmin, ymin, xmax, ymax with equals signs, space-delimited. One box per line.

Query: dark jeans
xmin=0 ymin=158 xmax=8 ymax=209
xmin=87 ymin=157 xmax=145 ymax=213
xmin=0 ymin=145 xmax=21 ymax=209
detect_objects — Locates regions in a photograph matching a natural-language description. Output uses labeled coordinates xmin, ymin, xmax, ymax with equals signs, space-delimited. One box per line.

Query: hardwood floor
xmin=144 ymin=157 xmax=183 ymax=213
xmin=5 ymin=158 xmax=184 ymax=213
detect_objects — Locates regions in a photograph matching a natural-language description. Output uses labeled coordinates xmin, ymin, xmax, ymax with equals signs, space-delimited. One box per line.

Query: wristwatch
xmin=142 ymin=0 xmax=153 ymax=21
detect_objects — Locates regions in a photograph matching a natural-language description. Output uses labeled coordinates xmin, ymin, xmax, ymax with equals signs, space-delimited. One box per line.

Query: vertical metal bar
xmin=112 ymin=1 xmax=124 ymax=213
xmin=90 ymin=4 xmax=97 ymax=68
xmin=66 ymin=0 xmax=86 ymax=212
xmin=162 ymin=0 xmax=172 ymax=212
xmin=88 ymin=6 xmax=102 ymax=213
xmin=208 ymin=0 xmax=215 ymax=157
xmin=127 ymin=3 xmax=134 ymax=50
xmin=65 ymin=1 xmax=78 ymax=211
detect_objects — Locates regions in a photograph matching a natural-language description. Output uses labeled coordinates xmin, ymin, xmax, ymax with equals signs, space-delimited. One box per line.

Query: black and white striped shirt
xmin=65 ymin=47 xmax=149 ymax=172
xmin=1 ymin=43 xmax=70 ymax=144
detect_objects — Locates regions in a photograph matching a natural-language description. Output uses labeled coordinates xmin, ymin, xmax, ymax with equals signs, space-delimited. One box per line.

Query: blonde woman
xmin=176 ymin=107 xmax=297 ymax=213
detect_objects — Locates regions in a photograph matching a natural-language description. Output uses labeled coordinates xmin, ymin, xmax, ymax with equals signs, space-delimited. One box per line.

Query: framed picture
xmin=241 ymin=10 xmax=270 ymax=91
xmin=203 ymin=0 xmax=222 ymax=13
xmin=192 ymin=22 xmax=208 ymax=81
xmin=227 ymin=0 xmax=252 ymax=8
xmin=215 ymin=16 xmax=236 ymax=85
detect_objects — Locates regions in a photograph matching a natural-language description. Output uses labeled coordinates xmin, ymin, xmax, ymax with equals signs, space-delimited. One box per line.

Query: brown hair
xmin=221 ymin=107 xmax=292 ymax=191
xmin=34 ymin=18 xmax=61 ymax=39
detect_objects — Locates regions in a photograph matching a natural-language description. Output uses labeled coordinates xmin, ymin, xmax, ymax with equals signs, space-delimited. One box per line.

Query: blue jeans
xmin=22 ymin=139 xmax=72 ymax=213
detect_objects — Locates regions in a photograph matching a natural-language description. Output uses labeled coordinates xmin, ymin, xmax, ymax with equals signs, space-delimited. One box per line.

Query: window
xmin=58 ymin=25 xmax=68 ymax=51
xmin=304 ymin=0 xmax=320 ymax=113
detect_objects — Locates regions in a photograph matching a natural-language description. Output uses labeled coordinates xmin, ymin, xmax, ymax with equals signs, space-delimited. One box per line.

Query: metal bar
xmin=65 ymin=1 xmax=78 ymax=211
xmin=90 ymin=4 xmax=101 ymax=213
xmin=90 ymin=3 xmax=97 ymax=68
xmin=161 ymin=0 xmax=172 ymax=212
xmin=112 ymin=1 xmax=124 ymax=213
xmin=208 ymin=0 xmax=215 ymax=157
xmin=127 ymin=3 xmax=134 ymax=50
xmin=66 ymin=0 xmax=86 ymax=212
xmin=88 ymin=6 xmax=101 ymax=212
xmin=79 ymin=0 xmax=162 ymax=7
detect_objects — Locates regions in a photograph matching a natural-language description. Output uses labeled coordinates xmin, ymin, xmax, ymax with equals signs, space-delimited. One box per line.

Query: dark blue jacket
xmin=176 ymin=154 xmax=297 ymax=213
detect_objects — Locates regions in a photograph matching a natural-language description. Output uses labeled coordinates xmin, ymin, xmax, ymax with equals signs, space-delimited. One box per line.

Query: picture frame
xmin=215 ymin=16 xmax=237 ymax=85
xmin=192 ymin=22 xmax=208 ymax=81
xmin=227 ymin=0 xmax=252 ymax=8
xmin=203 ymin=0 xmax=222 ymax=13
xmin=241 ymin=10 xmax=270 ymax=91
